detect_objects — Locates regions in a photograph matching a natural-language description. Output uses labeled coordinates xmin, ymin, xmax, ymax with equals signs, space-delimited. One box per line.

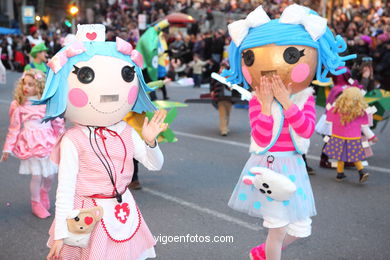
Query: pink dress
xmin=48 ymin=123 xmax=158 ymax=260
xmin=3 ymin=99 xmax=64 ymax=176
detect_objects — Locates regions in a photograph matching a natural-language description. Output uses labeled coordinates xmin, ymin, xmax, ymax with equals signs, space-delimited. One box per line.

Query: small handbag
xmin=243 ymin=166 xmax=297 ymax=201
xmin=64 ymin=206 xmax=103 ymax=248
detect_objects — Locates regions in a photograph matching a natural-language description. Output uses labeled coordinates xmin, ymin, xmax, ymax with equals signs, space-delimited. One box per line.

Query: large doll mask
xmin=222 ymin=4 xmax=356 ymax=96
xmin=66 ymin=55 xmax=139 ymax=126
xmin=241 ymin=44 xmax=318 ymax=94
xmin=40 ymin=24 xmax=151 ymax=127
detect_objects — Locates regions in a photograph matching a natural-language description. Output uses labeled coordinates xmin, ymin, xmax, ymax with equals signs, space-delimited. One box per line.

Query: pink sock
xmin=41 ymin=175 xmax=54 ymax=192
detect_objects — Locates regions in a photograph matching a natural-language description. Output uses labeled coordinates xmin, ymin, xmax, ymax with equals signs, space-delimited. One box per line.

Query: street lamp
xmin=35 ymin=16 xmax=41 ymax=21
xmin=69 ymin=5 xmax=79 ymax=16
xmin=68 ymin=3 xmax=79 ymax=34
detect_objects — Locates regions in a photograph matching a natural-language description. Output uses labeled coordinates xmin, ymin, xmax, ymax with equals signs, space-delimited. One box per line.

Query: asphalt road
xmin=0 ymin=70 xmax=389 ymax=260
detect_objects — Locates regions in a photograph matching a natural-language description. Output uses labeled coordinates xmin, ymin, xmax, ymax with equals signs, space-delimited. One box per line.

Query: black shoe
xmin=336 ymin=172 xmax=346 ymax=182
xmin=128 ymin=180 xmax=142 ymax=190
xmin=319 ymin=160 xmax=332 ymax=169
xmin=163 ymin=96 xmax=170 ymax=100
xmin=306 ymin=166 xmax=316 ymax=175
xmin=358 ymin=170 xmax=369 ymax=183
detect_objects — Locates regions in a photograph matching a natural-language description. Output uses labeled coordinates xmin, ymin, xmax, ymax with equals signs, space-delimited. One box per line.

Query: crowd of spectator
xmin=330 ymin=2 xmax=390 ymax=90
xmin=1 ymin=0 xmax=389 ymax=90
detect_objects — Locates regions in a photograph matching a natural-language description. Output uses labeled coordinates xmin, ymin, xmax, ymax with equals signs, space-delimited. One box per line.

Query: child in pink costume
xmin=316 ymin=68 xmax=363 ymax=168
xmin=42 ymin=24 xmax=168 ymax=260
xmin=324 ymin=87 xmax=378 ymax=183
xmin=1 ymin=69 xmax=65 ymax=218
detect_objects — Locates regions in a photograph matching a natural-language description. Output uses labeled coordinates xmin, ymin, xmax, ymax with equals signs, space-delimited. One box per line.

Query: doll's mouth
xmin=100 ymin=95 xmax=119 ymax=103
xmin=89 ymin=100 xmax=127 ymax=114
xmin=261 ymin=70 xmax=277 ymax=76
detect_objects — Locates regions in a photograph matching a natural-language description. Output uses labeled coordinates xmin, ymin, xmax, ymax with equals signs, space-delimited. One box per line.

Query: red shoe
xmin=250 ymin=243 xmax=266 ymax=260
xmin=40 ymin=188 xmax=50 ymax=210
xmin=31 ymin=201 xmax=50 ymax=219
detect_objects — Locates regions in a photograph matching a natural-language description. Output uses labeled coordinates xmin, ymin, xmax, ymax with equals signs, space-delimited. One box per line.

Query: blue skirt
xmin=228 ymin=151 xmax=317 ymax=223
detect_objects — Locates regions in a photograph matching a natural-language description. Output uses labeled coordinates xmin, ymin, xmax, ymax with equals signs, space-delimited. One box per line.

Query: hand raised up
xmin=142 ymin=110 xmax=168 ymax=147
xmin=254 ymin=76 xmax=274 ymax=116
xmin=271 ymin=75 xmax=292 ymax=110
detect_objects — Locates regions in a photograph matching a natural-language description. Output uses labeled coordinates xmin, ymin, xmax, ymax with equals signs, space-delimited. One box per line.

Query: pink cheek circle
xmin=291 ymin=63 xmax=310 ymax=83
xmin=128 ymin=85 xmax=139 ymax=105
xmin=68 ymin=88 xmax=88 ymax=107
xmin=242 ymin=65 xmax=252 ymax=85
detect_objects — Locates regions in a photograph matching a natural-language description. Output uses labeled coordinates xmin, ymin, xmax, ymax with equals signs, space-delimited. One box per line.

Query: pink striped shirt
xmin=249 ymin=96 xmax=316 ymax=152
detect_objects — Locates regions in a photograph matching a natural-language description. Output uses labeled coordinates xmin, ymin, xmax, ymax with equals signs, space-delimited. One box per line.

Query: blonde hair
xmin=334 ymin=87 xmax=368 ymax=125
xmin=14 ymin=69 xmax=46 ymax=105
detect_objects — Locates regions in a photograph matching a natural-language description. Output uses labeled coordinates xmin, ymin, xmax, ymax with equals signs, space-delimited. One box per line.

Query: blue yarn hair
xmin=35 ymin=41 xmax=156 ymax=121
xmin=221 ymin=14 xmax=356 ymax=89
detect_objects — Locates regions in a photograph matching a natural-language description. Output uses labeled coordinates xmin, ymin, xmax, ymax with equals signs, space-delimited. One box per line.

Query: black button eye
xmin=262 ymin=183 xmax=269 ymax=188
xmin=259 ymin=189 xmax=266 ymax=194
xmin=267 ymin=190 xmax=272 ymax=194
xmin=74 ymin=217 xmax=80 ymax=221
xmin=242 ymin=50 xmax=255 ymax=66
xmin=77 ymin=66 xmax=95 ymax=84
xmin=283 ymin=47 xmax=305 ymax=64
xmin=122 ymin=66 xmax=135 ymax=82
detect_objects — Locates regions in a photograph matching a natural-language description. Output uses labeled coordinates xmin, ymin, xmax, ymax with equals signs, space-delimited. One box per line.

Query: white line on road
xmin=175 ymin=131 xmax=390 ymax=174
xmin=142 ymin=187 xmax=262 ymax=232
xmin=0 ymin=99 xmax=11 ymax=105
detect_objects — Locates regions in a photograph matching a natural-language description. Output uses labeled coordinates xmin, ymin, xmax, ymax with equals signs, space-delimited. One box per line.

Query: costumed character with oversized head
xmin=223 ymin=5 xmax=355 ymax=260
xmin=41 ymin=24 xmax=167 ymax=260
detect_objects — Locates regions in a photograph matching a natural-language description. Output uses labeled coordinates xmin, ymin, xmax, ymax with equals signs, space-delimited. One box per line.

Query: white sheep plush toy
xmin=242 ymin=167 xmax=297 ymax=201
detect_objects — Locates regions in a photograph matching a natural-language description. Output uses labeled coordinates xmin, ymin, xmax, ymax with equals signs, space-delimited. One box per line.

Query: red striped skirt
xmin=47 ymin=193 xmax=156 ymax=260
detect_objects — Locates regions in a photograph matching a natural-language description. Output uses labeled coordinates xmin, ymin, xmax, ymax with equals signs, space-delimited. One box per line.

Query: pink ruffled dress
xmin=3 ymin=99 xmax=65 ymax=177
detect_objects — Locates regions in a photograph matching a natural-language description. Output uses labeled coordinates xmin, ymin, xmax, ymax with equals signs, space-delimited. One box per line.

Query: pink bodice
xmin=65 ymin=125 xmax=135 ymax=197
xmin=326 ymin=108 xmax=369 ymax=138
xmin=3 ymin=100 xmax=65 ymax=159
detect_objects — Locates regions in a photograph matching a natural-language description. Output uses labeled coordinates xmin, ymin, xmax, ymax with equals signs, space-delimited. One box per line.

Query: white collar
xmin=78 ymin=120 xmax=127 ymax=138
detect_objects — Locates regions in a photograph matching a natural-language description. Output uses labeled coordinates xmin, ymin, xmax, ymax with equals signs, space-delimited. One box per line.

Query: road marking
xmin=176 ymin=131 xmax=248 ymax=148
xmin=143 ymin=187 xmax=262 ymax=232
xmin=175 ymin=131 xmax=390 ymax=174
xmin=0 ymin=99 xmax=11 ymax=105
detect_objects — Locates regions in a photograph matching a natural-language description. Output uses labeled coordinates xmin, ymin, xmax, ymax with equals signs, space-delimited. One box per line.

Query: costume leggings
xmin=30 ymin=175 xmax=54 ymax=202
xmin=337 ymin=161 xmax=364 ymax=173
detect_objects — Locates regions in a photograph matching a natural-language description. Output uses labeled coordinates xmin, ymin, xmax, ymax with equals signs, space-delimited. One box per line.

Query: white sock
xmin=30 ymin=175 xmax=42 ymax=202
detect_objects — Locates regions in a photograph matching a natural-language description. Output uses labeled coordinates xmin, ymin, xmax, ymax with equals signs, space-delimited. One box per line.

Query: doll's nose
xmin=100 ymin=95 xmax=119 ymax=103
